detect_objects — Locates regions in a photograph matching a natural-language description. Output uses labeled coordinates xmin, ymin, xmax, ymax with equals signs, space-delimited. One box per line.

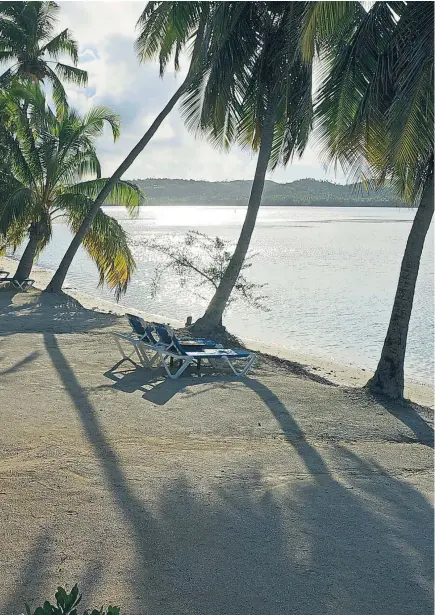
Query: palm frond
xmin=0 ymin=181 xmax=34 ymax=235
xmin=54 ymin=62 xmax=88 ymax=87
xmin=40 ymin=28 xmax=79 ymax=63
xmin=45 ymin=65 xmax=68 ymax=107
xmin=300 ymin=1 xmax=366 ymax=61
xmin=63 ymin=178 xmax=143 ymax=211
xmin=135 ymin=1 xmax=203 ymax=74
xmin=313 ymin=0 xmax=433 ymax=204
xmin=61 ymin=193 xmax=136 ymax=299
xmin=81 ymin=106 xmax=121 ymax=141
xmin=55 ymin=150 xmax=102 ymax=184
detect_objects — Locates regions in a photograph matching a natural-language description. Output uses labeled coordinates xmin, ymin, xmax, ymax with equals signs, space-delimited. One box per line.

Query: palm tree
xmin=305 ymin=1 xmax=434 ymax=399
xmin=185 ymin=1 xmax=314 ymax=329
xmin=0 ymin=84 xmax=142 ymax=299
xmin=0 ymin=1 xmax=87 ymax=105
xmin=46 ymin=1 xmax=211 ymax=294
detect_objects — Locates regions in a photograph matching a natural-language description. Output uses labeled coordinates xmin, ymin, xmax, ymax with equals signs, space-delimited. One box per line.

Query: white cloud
xmin=56 ymin=1 xmax=345 ymax=183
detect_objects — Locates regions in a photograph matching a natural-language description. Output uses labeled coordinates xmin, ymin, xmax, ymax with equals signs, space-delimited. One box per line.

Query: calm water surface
xmin=33 ymin=206 xmax=434 ymax=384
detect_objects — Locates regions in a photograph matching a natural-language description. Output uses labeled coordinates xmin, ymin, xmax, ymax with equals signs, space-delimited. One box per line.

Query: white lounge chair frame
xmin=0 ymin=272 xmax=35 ymax=291
xmin=112 ymin=333 xmax=163 ymax=369
xmin=113 ymin=318 xmax=256 ymax=378
xmin=155 ymin=347 xmax=257 ymax=379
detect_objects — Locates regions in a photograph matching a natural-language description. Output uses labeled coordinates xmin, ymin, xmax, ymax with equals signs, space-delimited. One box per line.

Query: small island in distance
xmin=123 ymin=177 xmax=409 ymax=207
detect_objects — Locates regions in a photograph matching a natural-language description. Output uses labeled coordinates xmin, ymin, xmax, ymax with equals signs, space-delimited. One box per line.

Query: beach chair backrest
xmin=126 ymin=313 xmax=146 ymax=337
xmin=144 ymin=324 xmax=158 ymax=345
xmin=169 ymin=333 xmax=187 ymax=355
xmin=153 ymin=323 xmax=172 ymax=346
xmin=154 ymin=323 xmax=187 ymax=355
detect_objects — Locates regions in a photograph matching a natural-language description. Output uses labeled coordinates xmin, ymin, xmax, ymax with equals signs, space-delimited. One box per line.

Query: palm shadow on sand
xmin=5 ymin=332 xmax=430 ymax=615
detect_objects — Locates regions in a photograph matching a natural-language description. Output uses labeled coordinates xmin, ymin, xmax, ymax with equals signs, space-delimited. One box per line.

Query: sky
xmin=57 ymin=1 xmax=346 ymax=184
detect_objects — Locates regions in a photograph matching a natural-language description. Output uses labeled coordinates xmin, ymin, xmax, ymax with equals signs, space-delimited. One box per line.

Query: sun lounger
xmin=114 ymin=315 xmax=217 ymax=367
xmin=153 ymin=322 xmax=217 ymax=352
xmin=154 ymin=329 xmax=256 ymax=379
xmin=113 ymin=315 xmax=256 ymax=378
xmin=112 ymin=313 xmax=163 ymax=368
xmin=0 ymin=273 xmax=35 ymax=291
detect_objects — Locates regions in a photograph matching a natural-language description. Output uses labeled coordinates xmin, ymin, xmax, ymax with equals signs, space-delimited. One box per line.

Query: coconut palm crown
xmin=0 ymin=84 xmax=142 ymax=299
xmin=0 ymin=1 xmax=87 ymax=105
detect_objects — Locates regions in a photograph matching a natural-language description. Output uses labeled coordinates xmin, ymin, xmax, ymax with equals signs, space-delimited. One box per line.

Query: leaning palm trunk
xmin=194 ymin=103 xmax=276 ymax=330
xmin=13 ymin=222 xmax=43 ymax=282
xmin=366 ymin=174 xmax=434 ymax=399
xmin=46 ymin=82 xmax=188 ymax=294
xmin=46 ymin=16 xmax=207 ymax=295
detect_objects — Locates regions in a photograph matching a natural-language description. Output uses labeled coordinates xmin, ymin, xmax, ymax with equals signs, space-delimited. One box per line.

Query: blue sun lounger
xmin=153 ymin=327 xmax=256 ymax=379
xmin=0 ymin=271 xmax=35 ymax=291
xmin=113 ymin=314 xmax=217 ymax=369
xmin=112 ymin=313 xmax=163 ymax=368
xmin=113 ymin=315 xmax=256 ymax=378
xmin=153 ymin=322 xmax=217 ymax=352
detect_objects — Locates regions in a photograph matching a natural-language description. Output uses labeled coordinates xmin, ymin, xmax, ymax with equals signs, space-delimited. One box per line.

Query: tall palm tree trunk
xmin=45 ymin=81 xmax=189 ymax=294
xmin=194 ymin=103 xmax=276 ymax=330
xmin=13 ymin=222 xmax=43 ymax=282
xmin=366 ymin=174 xmax=434 ymax=399
xmin=45 ymin=3 xmax=209 ymax=297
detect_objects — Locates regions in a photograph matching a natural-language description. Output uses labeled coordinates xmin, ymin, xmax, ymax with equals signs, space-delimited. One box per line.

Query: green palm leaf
xmin=40 ymin=28 xmax=79 ymax=63
xmin=64 ymin=178 xmax=143 ymax=211
xmin=0 ymin=1 xmax=88 ymax=104
xmin=61 ymin=193 xmax=136 ymax=300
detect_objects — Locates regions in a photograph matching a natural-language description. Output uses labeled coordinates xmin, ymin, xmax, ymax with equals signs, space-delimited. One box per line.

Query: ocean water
xmin=29 ymin=206 xmax=433 ymax=384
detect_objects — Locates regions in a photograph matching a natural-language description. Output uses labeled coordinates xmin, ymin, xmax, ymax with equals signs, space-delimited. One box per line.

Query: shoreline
xmin=1 ymin=254 xmax=433 ymax=407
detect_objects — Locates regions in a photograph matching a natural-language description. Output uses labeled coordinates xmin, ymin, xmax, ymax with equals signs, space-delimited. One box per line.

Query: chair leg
xmin=224 ymin=355 xmax=256 ymax=377
xmin=113 ymin=335 xmax=152 ymax=369
xmin=134 ymin=345 xmax=152 ymax=368
xmin=113 ymin=336 xmax=137 ymax=365
xmin=159 ymin=353 xmax=193 ymax=379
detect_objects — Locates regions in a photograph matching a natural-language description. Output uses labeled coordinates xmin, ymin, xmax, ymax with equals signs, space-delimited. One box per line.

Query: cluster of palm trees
xmin=0 ymin=1 xmax=142 ymax=298
xmin=0 ymin=1 xmax=433 ymax=401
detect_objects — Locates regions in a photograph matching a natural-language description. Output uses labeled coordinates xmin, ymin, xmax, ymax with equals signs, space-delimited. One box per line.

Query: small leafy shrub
xmin=140 ymin=230 xmax=269 ymax=313
xmin=23 ymin=585 xmax=120 ymax=615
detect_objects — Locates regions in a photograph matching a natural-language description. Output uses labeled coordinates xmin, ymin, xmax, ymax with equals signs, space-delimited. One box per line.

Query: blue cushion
xmin=185 ymin=348 xmax=251 ymax=359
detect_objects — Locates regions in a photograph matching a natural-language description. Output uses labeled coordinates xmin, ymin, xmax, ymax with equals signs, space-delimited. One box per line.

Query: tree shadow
xmin=2 ymin=526 xmax=107 ymax=613
xmin=0 ymin=287 xmax=21 ymax=305
xmin=41 ymin=332 xmax=434 ymax=615
xmin=0 ymin=351 xmax=39 ymax=376
xmin=364 ymin=390 xmax=433 ymax=447
xmin=2 ymin=529 xmax=53 ymax=614
xmin=0 ymin=290 xmax=120 ymax=334
xmin=103 ymin=353 xmax=335 ymax=407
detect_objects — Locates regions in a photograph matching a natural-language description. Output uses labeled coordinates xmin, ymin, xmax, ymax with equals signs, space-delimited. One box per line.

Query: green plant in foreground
xmin=23 ymin=584 xmax=120 ymax=615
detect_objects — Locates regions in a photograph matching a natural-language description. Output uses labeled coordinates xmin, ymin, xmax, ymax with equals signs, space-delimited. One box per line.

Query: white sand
xmin=0 ymin=276 xmax=433 ymax=614
xmin=1 ymin=254 xmax=433 ymax=407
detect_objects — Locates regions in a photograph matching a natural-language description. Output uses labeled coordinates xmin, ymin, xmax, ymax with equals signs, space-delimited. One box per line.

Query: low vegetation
xmin=142 ymin=230 xmax=268 ymax=326
xmin=23 ymin=585 xmax=119 ymax=615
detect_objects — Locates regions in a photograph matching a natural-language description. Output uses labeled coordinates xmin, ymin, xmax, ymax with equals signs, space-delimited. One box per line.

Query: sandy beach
xmin=1 ymin=257 xmax=434 ymax=614
xmin=0 ymin=256 xmax=433 ymax=614
xmin=1 ymin=256 xmax=432 ymax=407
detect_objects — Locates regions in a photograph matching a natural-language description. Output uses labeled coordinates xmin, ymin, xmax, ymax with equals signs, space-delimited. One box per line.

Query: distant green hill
xmin=123 ymin=178 xmax=408 ymax=207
